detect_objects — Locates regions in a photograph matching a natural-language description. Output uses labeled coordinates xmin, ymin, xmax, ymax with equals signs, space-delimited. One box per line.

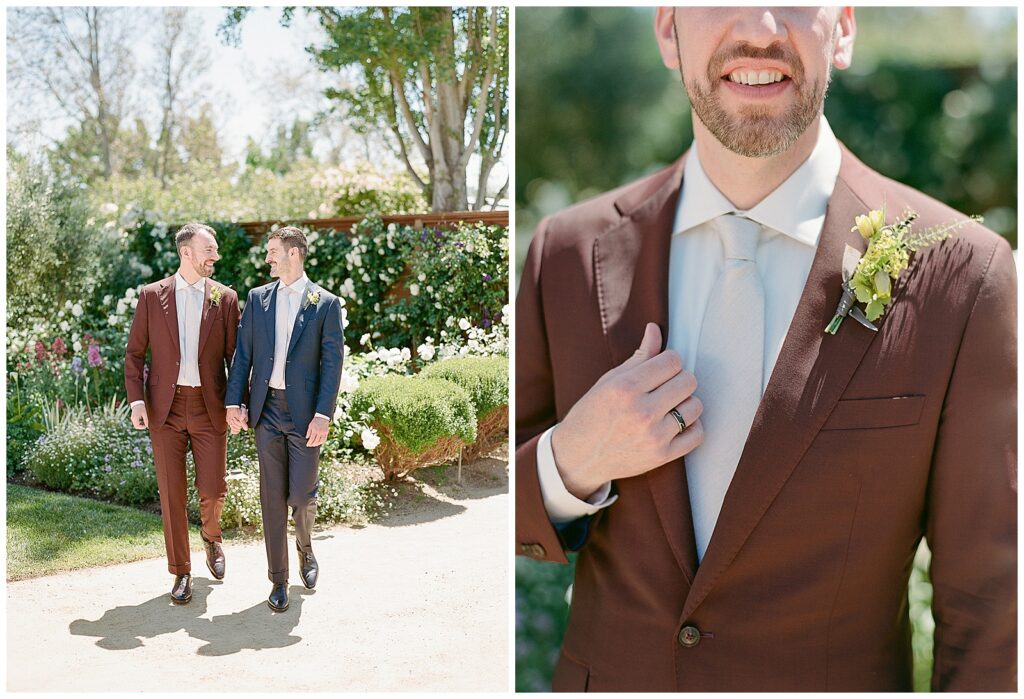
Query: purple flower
xmin=482 ymin=273 xmax=492 ymax=282
xmin=87 ymin=343 xmax=103 ymax=368
xmin=103 ymin=465 xmax=113 ymax=473
xmin=70 ymin=357 xmax=85 ymax=376
xmin=104 ymin=454 xmax=112 ymax=463
xmin=482 ymin=319 xmax=492 ymax=329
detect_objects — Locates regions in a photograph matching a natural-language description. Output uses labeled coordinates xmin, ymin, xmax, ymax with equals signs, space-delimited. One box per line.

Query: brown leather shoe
xmin=204 ymin=538 xmax=225 ymax=580
xmin=170 ymin=573 xmax=192 ymax=604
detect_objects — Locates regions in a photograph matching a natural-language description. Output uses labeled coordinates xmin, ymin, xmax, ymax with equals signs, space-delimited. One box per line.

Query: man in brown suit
xmin=125 ymin=222 xmax=241 ymax=604
xmin=516 ymin=7 xmax=1016 ymax=691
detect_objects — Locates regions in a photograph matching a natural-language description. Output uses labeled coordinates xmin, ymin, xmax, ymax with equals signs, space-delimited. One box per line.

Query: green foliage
xmin=515 ymin=556 xmax=577 ymax=692
xmin=352 ymin=375 xmax=476 ymax=455
xmin=6 ymin=151 xmax=104 ymax=332
xmin=89 ymin=160 xmax=425 ymax=225
xmin=420 ymin=355 xmax=508 ymax=418
xmin=22 ymin=404 xmax=159 ymax=506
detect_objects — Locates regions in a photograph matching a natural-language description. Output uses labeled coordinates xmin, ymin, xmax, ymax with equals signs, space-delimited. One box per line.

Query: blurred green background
xmin=514 ymin=7 xmax=1016 ymax=693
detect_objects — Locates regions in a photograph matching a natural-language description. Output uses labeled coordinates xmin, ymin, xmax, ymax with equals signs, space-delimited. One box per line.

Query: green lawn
xmin=6 ymin=484 xmax=208 ymax=581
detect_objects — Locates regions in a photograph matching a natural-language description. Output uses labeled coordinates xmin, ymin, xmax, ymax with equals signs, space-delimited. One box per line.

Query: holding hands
xmin=227 ymin=406 xmax=249 ymax=434
xmin=550 ymin=323 xmax=704 ymax=500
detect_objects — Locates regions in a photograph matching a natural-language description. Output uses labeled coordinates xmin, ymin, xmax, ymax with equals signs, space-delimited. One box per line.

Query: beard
xmin=683 ymin=42 xmax=829 ymax=158
xmin=191 ymin=257 xmax=213 ymax=278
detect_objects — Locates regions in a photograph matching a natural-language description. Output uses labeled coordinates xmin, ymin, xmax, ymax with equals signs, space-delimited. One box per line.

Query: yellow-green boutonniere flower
xmin=306 ymin=290 xmax=320 ymax=308
xmin=825 ymin=206 xmax=980 ymax=335
xmin=210 ymin=286 xmax=222 ymax=307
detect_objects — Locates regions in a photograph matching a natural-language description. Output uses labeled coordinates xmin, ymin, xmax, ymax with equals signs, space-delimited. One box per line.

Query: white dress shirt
xmin=537 ymin=117 xmax=843 ymax=524
xmin=175 ymin=273 xmax=205 ymax=387
xmin=270 ymin=274 xmax=308 ymax=389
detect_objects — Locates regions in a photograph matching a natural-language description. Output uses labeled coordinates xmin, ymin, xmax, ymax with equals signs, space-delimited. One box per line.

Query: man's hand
xmin=305 ymin=416 xmax=330 ymax=447
xmin=550 ymin=322 xmax=704 ymax=500
xmin=227 ymin=407 xmax=249 ymax=433
xmin=130 ymin=403 xmax=149 ymax=430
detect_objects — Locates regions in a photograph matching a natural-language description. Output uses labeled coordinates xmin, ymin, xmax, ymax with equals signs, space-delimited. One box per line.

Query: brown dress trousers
xmin=515 ymin=145 xmax=1016 ymax=691
xmin=125 ymin=275 xmax=240 ymax=575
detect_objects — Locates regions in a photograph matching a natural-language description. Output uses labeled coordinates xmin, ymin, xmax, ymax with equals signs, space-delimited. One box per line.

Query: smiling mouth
xmin=723 ymin=68 xmax=790 ymax=86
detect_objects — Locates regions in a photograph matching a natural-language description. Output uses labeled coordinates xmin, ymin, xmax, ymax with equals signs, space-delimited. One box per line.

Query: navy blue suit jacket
xmin=226 ymin=277 xmax=345 ymax=433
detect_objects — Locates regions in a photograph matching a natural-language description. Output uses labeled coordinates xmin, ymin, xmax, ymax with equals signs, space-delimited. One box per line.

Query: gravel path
xmin=7 ymin=457 xmax=509 ymax=692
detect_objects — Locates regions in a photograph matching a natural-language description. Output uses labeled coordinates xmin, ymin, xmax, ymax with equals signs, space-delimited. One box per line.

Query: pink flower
xmin=87 ymin=343 xmax=103 ymax=368
xmin=51 ymin=337 xmax=68 ymax=358
xmin=34 ymin=341 xmax=47 ymax=362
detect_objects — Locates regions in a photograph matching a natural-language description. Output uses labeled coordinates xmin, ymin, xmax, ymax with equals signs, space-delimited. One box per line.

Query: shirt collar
xmin=175 ymin=273 xmax=205 ymax=292
xmin=674 ymin=116 xmax=842 ymax=248
xmin=281 ymin=273 xmax=309 ymax=294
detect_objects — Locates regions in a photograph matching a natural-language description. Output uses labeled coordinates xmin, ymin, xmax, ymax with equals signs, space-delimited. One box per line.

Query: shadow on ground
xmin=374 ymin=447 xmax=508 ymax=528
xmin=68 ymin=578 xmax=315 ymax=655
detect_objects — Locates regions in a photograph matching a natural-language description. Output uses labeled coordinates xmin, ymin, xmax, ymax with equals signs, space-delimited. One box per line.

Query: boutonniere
xmin=825 ymin=206 xmax=979 ymax=335
xmin=210 ymin=286 xmax=222 ymax=307
xmin=305 ymin=290 xmax=320 ymax=308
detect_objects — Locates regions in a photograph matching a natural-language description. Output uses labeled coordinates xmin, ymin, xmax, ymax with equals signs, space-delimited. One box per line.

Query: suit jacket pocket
xmin=822 ymin=395 xmax=925 ymax=431
xmin=551 ymin=651 xmax=590 ymax=692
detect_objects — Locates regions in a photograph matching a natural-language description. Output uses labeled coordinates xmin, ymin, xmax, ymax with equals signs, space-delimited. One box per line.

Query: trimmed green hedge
xmin=351 ymin=375 xmax=478 ymax=479
xmin=352 ymin=375 xmax=476 ymax=453
xmin=420 ymin=355 xmax=509 ymax=418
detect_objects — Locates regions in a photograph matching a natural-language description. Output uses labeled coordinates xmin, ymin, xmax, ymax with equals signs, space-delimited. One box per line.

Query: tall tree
xmin=220 ymin=6 xmax=509 ymax=211
xmin=151 ymin=7 xmax=213 ymax=186
xmin=8 ymin=7 xmax=138 ymax=181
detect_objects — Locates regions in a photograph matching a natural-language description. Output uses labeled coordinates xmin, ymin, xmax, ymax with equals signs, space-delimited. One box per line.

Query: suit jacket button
xmin=678 ymin=625 xmax=701 ymax=648
xmin=520 ymin=543 xmax=545 ymax=559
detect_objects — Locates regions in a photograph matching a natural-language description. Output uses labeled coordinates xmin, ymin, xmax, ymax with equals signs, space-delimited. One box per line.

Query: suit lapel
xmin=680 ymin=150 xmax=880 ymax=620
xmin=594 ymin=154 xmax=699 ymax=585
xmin=262 ymin=281 xmax=279 ymax=347
xmin=197 ymin=278 xmax=213 ymax=357
xmin=286 ymin=280 xmax=317 ymax=357
xmin=157 ymin=276 xmax=181 ymax=360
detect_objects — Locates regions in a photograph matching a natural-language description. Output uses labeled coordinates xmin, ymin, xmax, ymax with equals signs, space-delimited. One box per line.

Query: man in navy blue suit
xmin=226 ymin=226 xmax=345 ymax=612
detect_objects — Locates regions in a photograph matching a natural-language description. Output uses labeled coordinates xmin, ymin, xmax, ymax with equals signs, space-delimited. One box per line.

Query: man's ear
xmin=832 ymin=7 xmax=855 ymax=70
xmin=654 ymin=7 xmax=681 ymax=70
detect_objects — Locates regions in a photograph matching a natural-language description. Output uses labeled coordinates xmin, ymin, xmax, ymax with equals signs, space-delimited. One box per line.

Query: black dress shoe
xmin=204 ymin=538 xmax=225 ymax=580
xmin=170 ymin=574 xmax=193 ymax=604
xmin=267 ymin=583 xmax=289 ymax=612
xmin=297 ymin=545 xmax=318 ymax=589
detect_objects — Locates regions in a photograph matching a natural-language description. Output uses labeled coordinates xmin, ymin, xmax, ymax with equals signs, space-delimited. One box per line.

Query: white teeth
xmin=728 ymin=69 xmax=785 ymax=85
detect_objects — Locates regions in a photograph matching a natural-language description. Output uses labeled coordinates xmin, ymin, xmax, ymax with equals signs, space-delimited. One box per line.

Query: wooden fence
xmin=237 ymin=210 xmax=508 ymax=242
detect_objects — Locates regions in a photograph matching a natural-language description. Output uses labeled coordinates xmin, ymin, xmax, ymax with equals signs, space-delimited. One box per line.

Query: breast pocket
xmin=821 ymin=395 xmax=926 ymax=431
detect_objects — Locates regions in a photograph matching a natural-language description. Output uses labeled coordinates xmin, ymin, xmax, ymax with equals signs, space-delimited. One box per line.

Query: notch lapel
xmin=286 ymin=281 xmax=317 ymax=357
xmin=262 ymin=282 xmax=279 ymax=347
xmin=594 ymin=154 xmax=699 ymax=585
xmin=197 ymin=279 xmax=214 ymax=357
xmin=680 ymin=152 xmax=881 ymax=621
xmin=157 ymin=277 xmax=180 ymax=360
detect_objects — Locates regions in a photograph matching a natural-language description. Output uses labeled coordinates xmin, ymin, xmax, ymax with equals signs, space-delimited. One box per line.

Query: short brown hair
xmin=175 ymin=222 xmax=216 ymax=253
xmin=268 ymin=226 xmax=308 ymax=259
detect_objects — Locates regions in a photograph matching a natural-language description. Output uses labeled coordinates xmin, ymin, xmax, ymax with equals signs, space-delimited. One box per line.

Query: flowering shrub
xmin=90 ymin=161 xmax=425 ymax=225
xmin=21 ymin=403 xmax=159 ymax=506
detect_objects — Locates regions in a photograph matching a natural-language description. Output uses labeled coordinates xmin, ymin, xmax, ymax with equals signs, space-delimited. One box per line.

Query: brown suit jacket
xmin=515 ymin=145 xmax=1017 ymax=691
xmin=125 ymin=275 xmax=240 ymax=429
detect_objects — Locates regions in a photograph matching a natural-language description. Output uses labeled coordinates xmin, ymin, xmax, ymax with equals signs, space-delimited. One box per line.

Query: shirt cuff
xmin=226 ymin=405 xmax=245 ymax=410
xmin=130 ymin=400 xmax=145 ymax=409
xmin=536 ymin=424 xmax=617 ymax=525
xmin=314 ymin=413 xmax=330 ymax=422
